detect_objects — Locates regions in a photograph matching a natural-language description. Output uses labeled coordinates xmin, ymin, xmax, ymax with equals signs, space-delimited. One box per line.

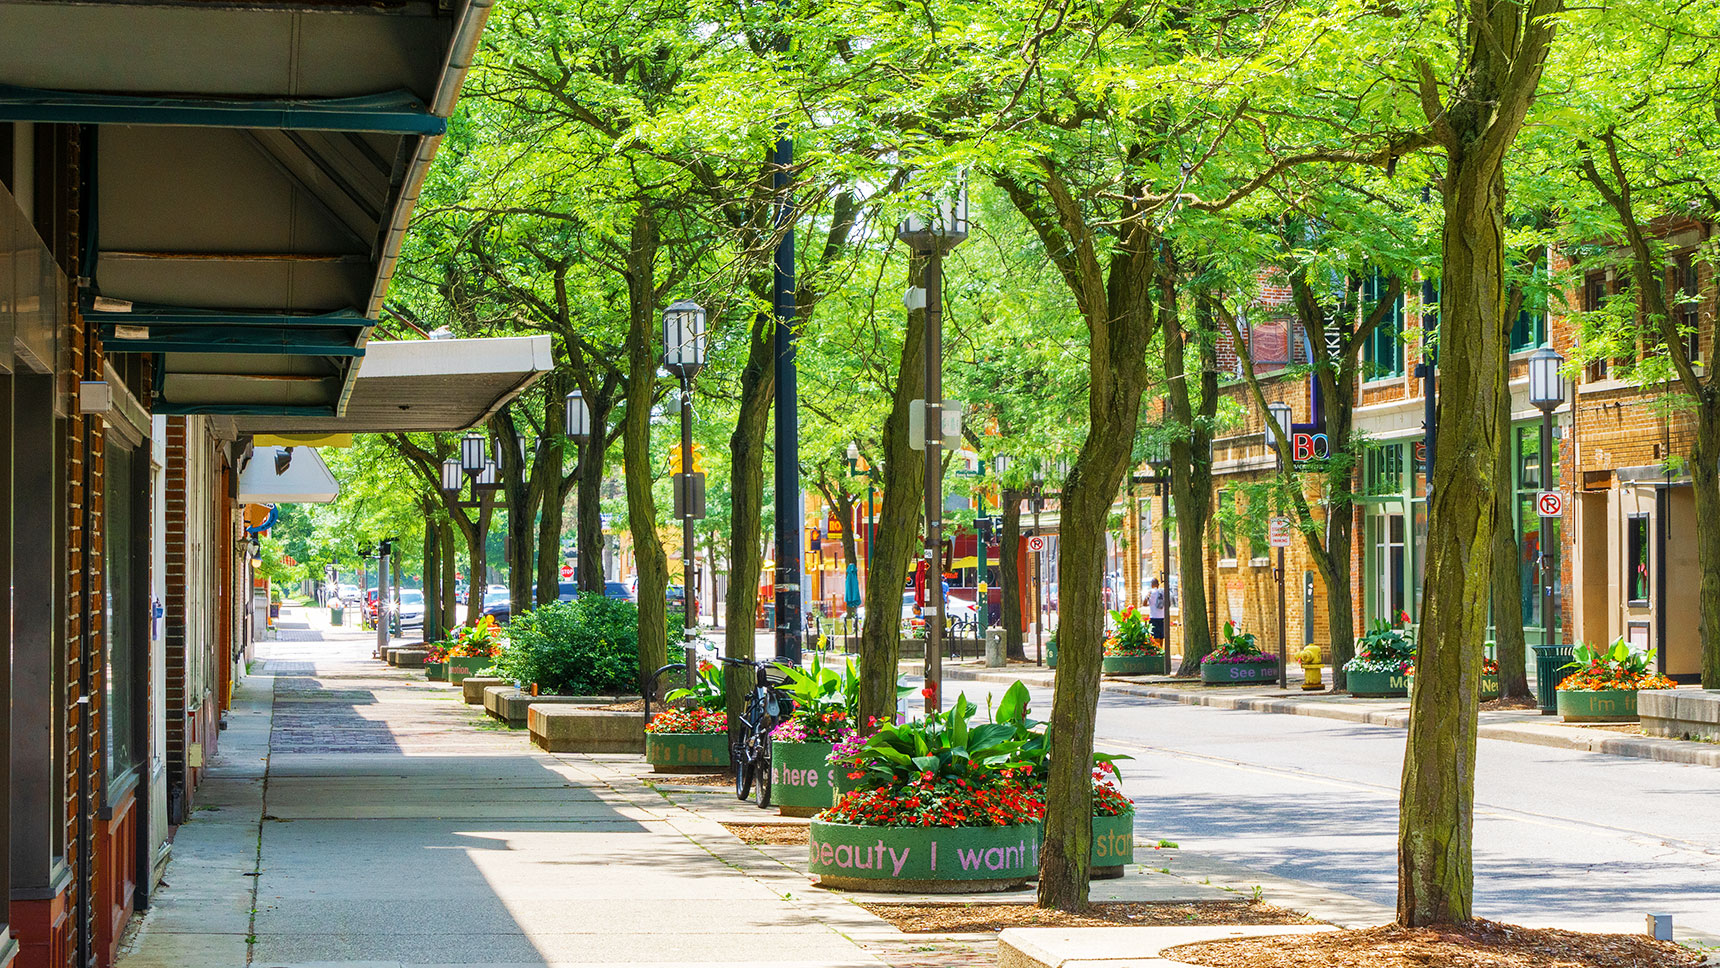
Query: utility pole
xmin=772 ymin=126 xmax=803 ymax=665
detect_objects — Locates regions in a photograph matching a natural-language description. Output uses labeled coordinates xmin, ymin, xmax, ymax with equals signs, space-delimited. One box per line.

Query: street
xmin=942 ymin=678 xmax=1720 ymax=939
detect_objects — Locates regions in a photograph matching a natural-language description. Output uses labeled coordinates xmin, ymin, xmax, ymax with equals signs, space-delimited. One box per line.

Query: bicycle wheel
xmin=754 ymin=734 xmax=773 ymax=809
xmin=734 ymin=735 xmax=753 ymax=801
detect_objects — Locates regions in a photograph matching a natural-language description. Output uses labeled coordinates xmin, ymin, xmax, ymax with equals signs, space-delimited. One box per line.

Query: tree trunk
xmin=1001 ymin=487 xmax=1026 ymax=661
xmin=459 ymin=500 xmax=493 ymax=627
xmin=423 ymin=508 xmax=441 ymax=641
xmin=1167 ymin=299 xmax=1217 ymax=675
xmin=537 ymin=434 xmax=568 ymax=606
xmin=725 ymin=309 xmax=776 ymax=748
xmin=438 ymin=517 xmax=457 ymax=634
xmin=855 ymin=257 xmax=928 ymax=729
xmin=575 ymin=429 xmax=608 ymax=594
xmin=1492 ymin=378 xmax=1532 ymax=698
xmin=624 ymin=215 xmax=670 ymax=698
xmin=1695 ymin=399 xmax=1720 ymax=688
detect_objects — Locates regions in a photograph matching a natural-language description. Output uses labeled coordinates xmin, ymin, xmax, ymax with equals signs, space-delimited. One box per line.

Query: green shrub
xmin=493 ymin=593 xmax=641 ymax=696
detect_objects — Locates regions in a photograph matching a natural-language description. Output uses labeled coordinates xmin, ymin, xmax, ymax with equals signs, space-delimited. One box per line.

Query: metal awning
xmin=238 ymin=447 xmax=341 ymax=504
xmin=233 ymin=335 xmax=554 ymax=435
xmin=0 ymin=0 xmax=492 ymax=416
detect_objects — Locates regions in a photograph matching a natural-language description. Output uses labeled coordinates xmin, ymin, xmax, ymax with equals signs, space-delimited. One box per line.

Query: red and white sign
xmin=1537 ymin=491 xmax=1563 ymax=518
xmin=1269 ymin=517 xmax=1293 ymax=548
xmin=1028 ymin=536 xmax=1047 ymax=553
xmin=561 ymin=564 xmax=574 ymax=579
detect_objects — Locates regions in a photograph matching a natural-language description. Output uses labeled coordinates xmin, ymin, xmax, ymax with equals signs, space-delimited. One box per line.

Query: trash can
xmin=330 ymin=605 xmax=344 ymax=627
xmin=1532 ymin=643 xmax=1576 ymax=715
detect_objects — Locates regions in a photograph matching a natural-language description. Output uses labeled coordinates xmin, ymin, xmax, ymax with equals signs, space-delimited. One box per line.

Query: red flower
xmin=920 ymin=685 xmax=937 ymax=700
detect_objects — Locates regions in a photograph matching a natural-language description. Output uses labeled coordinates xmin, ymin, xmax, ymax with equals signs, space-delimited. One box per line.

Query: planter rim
xmin=810 ymin=817 xmax=1041 ymax=833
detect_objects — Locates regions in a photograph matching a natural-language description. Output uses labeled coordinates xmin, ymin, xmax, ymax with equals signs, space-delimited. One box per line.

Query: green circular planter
xmin=1090 ymin=811 xmax=1135 ymax=879
xmin=645 ymin=732 xmax=731 ymax=771
xmin=1102 ymin=654 xmax=1167 ymax=676
xmin=1557 ymin=688 xmax=1640 ymax=723
xmin=1201 ymin=658 xmax=1280 ymax=684
xmin=1046 ymin=641 xmax=1058 ymax=669
xmin=425 ymin=661 xmax=447 ymax=681
xmin=1480 ymin=674 xmax=1500 ymax=700
xmin=1346 ymin=668 xmax=1410 ymax=697
xmin=808 ymin=819 xmax=1040 ymax=892
xmin=445 ymin=655 xmax=494 ymax=683
xmin=771 ymin=740 xmax=837 ymax=814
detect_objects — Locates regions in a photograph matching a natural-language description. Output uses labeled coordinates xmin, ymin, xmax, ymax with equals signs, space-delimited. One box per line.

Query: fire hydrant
xmin=1298 ymin=644 xmax=1324 ymax=690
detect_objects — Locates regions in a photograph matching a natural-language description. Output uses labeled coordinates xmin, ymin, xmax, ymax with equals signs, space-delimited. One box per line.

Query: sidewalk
xmin=942 ymin=663 xmax=1720 ymax=768
xmin=121 ymin=609 xmax=887 ymax=968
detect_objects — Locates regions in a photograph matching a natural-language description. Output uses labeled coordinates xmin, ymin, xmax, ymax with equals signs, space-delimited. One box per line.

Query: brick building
xmin=0 ymin=6 xmax=495 ymax=967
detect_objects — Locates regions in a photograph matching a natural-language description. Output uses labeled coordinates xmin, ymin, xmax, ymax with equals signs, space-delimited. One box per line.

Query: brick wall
xmin=163 ymin=419 xmax=188 ymax=822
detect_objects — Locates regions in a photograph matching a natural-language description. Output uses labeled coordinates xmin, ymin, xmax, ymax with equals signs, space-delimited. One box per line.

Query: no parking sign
xmin=1537 ymin=491 xmax=1563 ymax=518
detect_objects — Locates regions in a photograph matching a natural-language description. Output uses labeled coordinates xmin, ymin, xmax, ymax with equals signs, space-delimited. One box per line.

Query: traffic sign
xmin=1027 ymin=535 xmax=1047 ymax=553
xmin=1537 ymin=491 xmax=1563 ymax=518
xmin=1269 ymin=516 xmax=1293 ymax=548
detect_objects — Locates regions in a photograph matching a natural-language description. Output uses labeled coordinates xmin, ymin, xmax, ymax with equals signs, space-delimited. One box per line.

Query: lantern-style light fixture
xmin=440 ymin=458 xmax=462 ymax=493
xmin=1528 ymin=346 xmax=1566 ymax=412
xmin=661 ymin=300 xmax=708 ymax=379
xmin=897 ymin=178 xmax=970 ymax=252
xmin=460 ymin=432 xmax=488 ymax=473
xmin=517 ymin=435 xmax=534 ymax=464
xmin=1267 ymin=402 xmax=1293 ymax=449
xmin=474 ymin=460 xmax=499 ymax=492
xmin=564 ymin=389 xmax=591 ymax=443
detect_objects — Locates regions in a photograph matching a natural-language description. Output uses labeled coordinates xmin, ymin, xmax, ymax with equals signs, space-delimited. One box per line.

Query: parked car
xmin=666 ymin=585 xmax=699 ymax=621
xmin=397 ymin=588 xmax=424 ymax=629
xmin=479 ymin=588 xmax=513 ymax=624
xmin=335 ymin=583 xmax=361 ymax=605
xmin=603 ymin=581 xmax=634 ymax=602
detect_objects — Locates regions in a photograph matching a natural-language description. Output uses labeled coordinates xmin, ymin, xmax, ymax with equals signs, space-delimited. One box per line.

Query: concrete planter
xmin=771 ymin=741 xmax=837 ymax=816
xmin=1090 ymin=811 xmax=1135 ymax=879
xmin=644 ymin=732 xmax=730 ymax=772
xmin=808 ymin=819 xmax=1040 ymax=892
xmin=461 ymin=676 xmax=507 ymax=704
xmin=426 ymin=661 xmax=446 ymax=681
xmin=485 ymin=691 xmax=613 ymax=728
xmin=1200 ymin=657 xmax=1279 ymax=685
xmin=1640 ymin=688 xmax=1720 ymax=741
xmin=1102 ymin=654 xmax=1166 ymax=676
xmin=446 ymin=655 xmax=496 ymax=683
xmin=528 ymin=706 xmax=645 ymax=753
xmin=1557 ymin=688 xmax=1641 ymax=723
xmin=1346 ymin=669 xmax=1409 ymax=697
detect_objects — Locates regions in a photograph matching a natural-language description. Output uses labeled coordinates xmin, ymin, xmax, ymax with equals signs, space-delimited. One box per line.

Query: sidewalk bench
xmin=528 ymin=706 xmax=646 ymax=753
xmin=1640 ymin=688 xmax=1720 ymax=742
xmin=393 ymin=649 xmax=428 ymax=669
xmin=484 ymin=690 xmax=622 ymax=727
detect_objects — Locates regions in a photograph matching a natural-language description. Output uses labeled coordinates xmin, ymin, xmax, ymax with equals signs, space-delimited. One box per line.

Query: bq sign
xmin=1290 ymin=432 xmax=1332 ymax=466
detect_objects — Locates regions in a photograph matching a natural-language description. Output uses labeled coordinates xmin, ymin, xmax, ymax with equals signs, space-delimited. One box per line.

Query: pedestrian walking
xmin=1145 ymin=578 xmax=1167 ymax=643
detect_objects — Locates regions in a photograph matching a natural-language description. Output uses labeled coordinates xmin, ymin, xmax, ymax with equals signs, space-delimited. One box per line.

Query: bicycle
xmin=716 ymin=655 xmax=795 ymax=808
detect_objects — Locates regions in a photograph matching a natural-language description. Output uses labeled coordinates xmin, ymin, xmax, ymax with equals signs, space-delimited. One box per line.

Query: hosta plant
xmin=1104 ymin=607 xmax=1163 ymax=656
xmin=1343 ymin=612 xmax=1416 ymax=674
xmin=1558 ymin=638 xmax=1676 ymax=692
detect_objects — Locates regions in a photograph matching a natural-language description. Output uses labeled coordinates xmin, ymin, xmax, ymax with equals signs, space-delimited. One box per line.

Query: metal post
xmin=1276 ymin=545 xmax=1288 ymax=690
xmin=1033 ymin=491 xmax=1044 ymax=666
xmin=1160 ymin=481 xmax=1171 ymax=645
xmin=977 ymin=512 xmax=989 ymax=634
xmin=1539 ymin=410 xmax=1554 ymax=651
xmin=375 ymin=542 xmax=390 ymax=656
xmin=924 ymin=246 xmax=945 ymax=714
xmin=772 ymin=128 xmax=803 ymax=665
xmin=681 ymin=375 xmax=697 ymax=646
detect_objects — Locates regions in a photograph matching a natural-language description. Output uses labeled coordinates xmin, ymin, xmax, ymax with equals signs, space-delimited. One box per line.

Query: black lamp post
xmin=1528 ymin=347 xmax=1565 ymax=652
xmin=664 ymin=300 xmax=708 ymax=646
xmin=1266 ymin=401 xmax=1294 ymax=688
xmin=898 ymin=178 xmax=969 ymax=713
xmin=563 ymin=389 xmax=593 ymax=590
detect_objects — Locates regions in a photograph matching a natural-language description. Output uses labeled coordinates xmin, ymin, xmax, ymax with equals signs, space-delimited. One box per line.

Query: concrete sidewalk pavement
xmin=119 ymin=610 xmax=886 ymax=968
xmin=942 ymin=663 xmax=1720 ymax=768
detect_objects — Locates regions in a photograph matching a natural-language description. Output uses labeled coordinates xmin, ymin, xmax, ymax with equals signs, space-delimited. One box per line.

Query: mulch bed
xmin=654 ymin=772 xmax=733 ymax=788
xmin=596 ymin=698 xmax=647 ymax=711
xmin=1481 ymin=696 xmax=1542 ymax=712
xmin=722 ymin=822 xmax=810 ymax=845
xmin=1163 ymin=920 xmax=1703 ymax=968
xmin=863 ymin=900 xmax=1312 ymax=934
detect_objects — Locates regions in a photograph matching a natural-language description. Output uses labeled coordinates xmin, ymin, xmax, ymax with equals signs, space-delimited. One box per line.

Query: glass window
xmin=1509 ymin=281 xmax=1548 ymax=351
xmin=1362 ymin=272 xmax=1405 ymax=379
xmin=1626 ymin=514 xmax=1650 ymax=604
xmin=1367 ymin=510 xmax=1407 ymax=623
xmin=1583 ymin=273 xmax=1612 ymax=382
xmin=1249 ymin=313 xmax=1292 ymax=370
xmin=105 ymin=442 xmax=141 ymax=800
xmin=1363 ymin=444 xmax=1405 ymax=497
xmin=1674 ymin=253 xmax=1701 ymax=364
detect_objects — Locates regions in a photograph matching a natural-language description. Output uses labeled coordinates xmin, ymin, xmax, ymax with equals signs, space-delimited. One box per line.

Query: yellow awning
xmin=254 ymin=433 xmax=353 ymax=448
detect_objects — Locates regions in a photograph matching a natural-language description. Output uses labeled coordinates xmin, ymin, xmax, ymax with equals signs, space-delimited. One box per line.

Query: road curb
xmin=943 ymin=667 xmax=1720 ymax=768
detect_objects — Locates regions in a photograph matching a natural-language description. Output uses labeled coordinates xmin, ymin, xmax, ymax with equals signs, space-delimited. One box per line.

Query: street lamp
xmin=664 ymin=300 xmax=708 ymax=647
xmin=1267 ymin=402 xmax=1293 ymax=469
xmin=564 ymin=389 xmax=591 ymax=443
xmin=461 ymin=432 xmax=487 ymax=474
xmin=442 ymin=439 xmax=500 ymax=509
xmin=898 ymin=176 xmax=969 ymax=714
xmin=1528 ymin=347 xmax=1565 ymax=654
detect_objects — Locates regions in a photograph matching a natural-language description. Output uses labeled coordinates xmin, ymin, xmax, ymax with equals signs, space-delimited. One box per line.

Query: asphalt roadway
xmin=935 ymin=678 xmax=1720 ymax=941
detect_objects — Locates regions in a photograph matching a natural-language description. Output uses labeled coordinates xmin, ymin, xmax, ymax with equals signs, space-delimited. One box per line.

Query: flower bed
xmin=1102 ymin=654 xmax=1167 ymax=676
xmin=771 ymin=739 xmax=836 ymax=812
xmin=644 ymin=707 xmax=730 ymax=770
xmin=1343 ymin=613 xmax=1414 ymax=694
xmin=1347 ymin=669 xmax=1409 ymax=697
xmin=1200 ymin=622 xmax=1278 ymax=684
xmin=440 ymin=617 xmax=503 ymax=683
xmin=808 ymin=818 xmax=1042 ymax=892
xmin=1555 ymin=639 xmax=1675 ymax=723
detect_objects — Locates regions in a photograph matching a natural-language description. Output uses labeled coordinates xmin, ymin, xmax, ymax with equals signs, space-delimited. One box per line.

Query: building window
xmin=1583 ymin=272 xmax=1611 ymax=383
xmin=1674 ymin=253 xmax=1701 ymax=364
xmin=1363 ymin=444 xmax=1405 ymax=497
xmin=1214 ymin=489 xmax=1237 ymax=564
xmin=1509 ymin=270 xmax=1548 ymax=352
xmin=1362 ymin=272 xmax=1405 ymax=380
xmin=1249 ymin=313 xmax=1292 ymax=371
xmin=1367 ymin=509 xmax=1407 ymax=623
xmin=1514 ymin=425 xmax=1560 ymax=634
xmin=1626 ymin=513 xmax=1650 ymax=605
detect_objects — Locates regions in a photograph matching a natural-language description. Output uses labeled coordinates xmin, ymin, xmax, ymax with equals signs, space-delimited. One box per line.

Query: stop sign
xmin=560 ymin=564 xmax=574 ymax=579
